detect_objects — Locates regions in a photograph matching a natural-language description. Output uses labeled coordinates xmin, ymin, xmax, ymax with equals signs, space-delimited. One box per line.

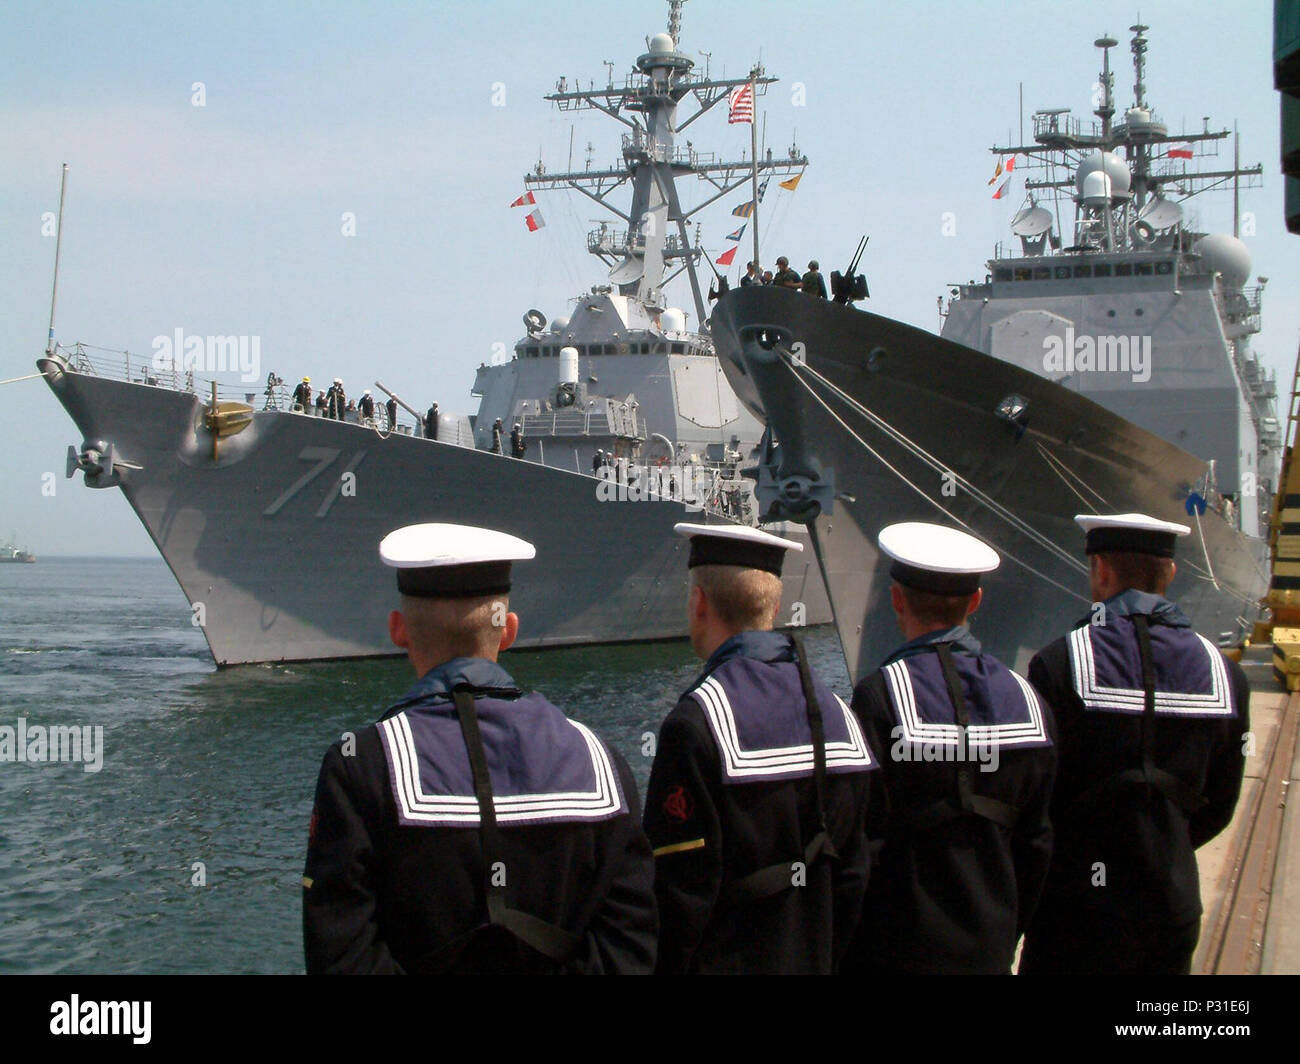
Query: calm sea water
xmin=0 ymin=557 xmax=849 ymax=974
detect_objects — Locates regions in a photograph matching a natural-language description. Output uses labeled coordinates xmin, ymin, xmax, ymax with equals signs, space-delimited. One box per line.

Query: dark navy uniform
xmin=303 ymin=657 xmax=657 ymax=974
xmin=643 ymin=630 xmax=878 ymax=974
xmin=1020 ymin=590 xmax=1249 ymax=974
xmin=358 ymin=393 xmax=375 ymax=421
xmin=844 ymin=626 xmax=1056 ymax=974
xmin=292 ymin=380 xmax=312 ymax=410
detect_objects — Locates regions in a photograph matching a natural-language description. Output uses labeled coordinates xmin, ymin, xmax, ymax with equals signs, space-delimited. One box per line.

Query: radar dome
xmin=1080 ymin=170 xmax=1113 ymax=207
xmin=648 ymin=33 xmax=675 ymax=55
xmin=1076 ymin=149 xmax=1131 ymax=197
xmin=1194 ymin=233 xmax=1252 ymax=289
xmin=661 ymin=307 xmax=687 ymax=333
xmin=550 ymin=316 xmax=570 ymax=334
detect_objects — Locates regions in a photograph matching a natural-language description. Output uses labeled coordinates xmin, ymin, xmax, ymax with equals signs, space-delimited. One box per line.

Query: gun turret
xmin=830 ymin=235 xmax=870 ymax=304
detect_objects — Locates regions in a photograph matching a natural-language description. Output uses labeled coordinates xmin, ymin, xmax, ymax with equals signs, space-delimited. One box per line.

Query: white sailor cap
xmin=674 ymin=522 xmax=803 ymax=577
xmin=379 ymin=522 xmax=535 ymax=598
xmin=1075 ymin=513 xmax=1190 ymax=558
xmin=333 ymin=377 xmax=342 ymax=384
xmin=878 ymin=522 xmax=999 ymax=595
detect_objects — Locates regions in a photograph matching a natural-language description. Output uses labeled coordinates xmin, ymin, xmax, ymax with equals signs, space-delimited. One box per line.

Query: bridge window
xmin=1155 ymin=261 xmax=1173 ymax=275
xmin=1073 ymin=264 xmax=1092 ymax=278
xmin=1013 ymin=267 xmax=1032 ymax=281
xmin=1115 ymin=262 xmax=1133 ymax=276
xmin=1054 ymin=266 xmax=1071 ymax=279
xmin=994 ymin=268 xmax=1012 ymax=282
xmin=1093 ymin=263 xmax=1113 ymax=277
xmin=1032 ymin=267 xmax=1050 ymax=280
xmin=1135 ymin=262 xmax=1154 ymax=276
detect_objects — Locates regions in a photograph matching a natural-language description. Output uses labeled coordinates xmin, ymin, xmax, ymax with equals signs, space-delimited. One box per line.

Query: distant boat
xmin=0 ymin=537 xmax=36 ymax=563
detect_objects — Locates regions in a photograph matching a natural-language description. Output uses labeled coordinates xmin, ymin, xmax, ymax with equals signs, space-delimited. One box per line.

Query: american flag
xmin=728 ymin=84 xmax=754 ymax=124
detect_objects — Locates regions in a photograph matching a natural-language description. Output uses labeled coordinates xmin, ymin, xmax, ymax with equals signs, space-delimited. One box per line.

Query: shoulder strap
xmin=1129 ymin=617 xmax=1209 ymax=816
xmin=894 ymin=645 xmax=1022 ymax=834
xmin=413 ymin=688 xmax=582 ymax=972
xmin=721 ymin=636 xmax=837 ymax=905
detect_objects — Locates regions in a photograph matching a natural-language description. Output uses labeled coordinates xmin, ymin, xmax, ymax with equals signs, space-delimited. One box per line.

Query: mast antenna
xmin=1095 ymin=33 xmax=1118 ymax=139
xmin=46 ymin=163 xmax=69 ymax=355
xmin=667 ymin=0 xmax=686 ymax=44
xmin=1130 ymin=22 xmax=1149 ymax=108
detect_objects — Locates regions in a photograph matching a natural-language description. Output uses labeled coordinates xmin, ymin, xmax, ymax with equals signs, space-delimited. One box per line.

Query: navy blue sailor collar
xmin=689 ymin=629 xmax=794 ymax=689
xmin=1072 ymin=588 xmax=1192 ymax=630
xmin=880 ymin=624 xmax=982 ymax=669
xmin=380 ymin=655 xmax=522 ymax=719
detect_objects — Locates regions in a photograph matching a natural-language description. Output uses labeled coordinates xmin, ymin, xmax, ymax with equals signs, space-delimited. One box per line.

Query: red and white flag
xmin=992 ymin=178 xmax=1011 ymax=200
xmin=1005 ymin=155 xmax=1016 ymax=172
xmin=728 ymin=84 xmax=754 ymax=124
xmin=510 ymin=191 xmax=536 ymax=207
xmin=716 ymin=245 xmax=738 ymax=267
xmin=525 ymin=209 xmax=546 ymax=232
xmin=1166 ymin=142 xmax=1193 ymax=160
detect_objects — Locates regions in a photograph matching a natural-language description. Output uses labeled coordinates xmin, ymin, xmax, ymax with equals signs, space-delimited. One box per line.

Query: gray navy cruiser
xmin=37 ymin=1 xmax=829 ymax=666
xmin=714 ymin=24 xmax=1277 ymax=681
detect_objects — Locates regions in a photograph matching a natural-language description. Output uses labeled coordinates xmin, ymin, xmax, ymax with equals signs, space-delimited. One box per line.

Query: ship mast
xmin=523 ymin=0 xmax=805 ymax=326
xmin=988 ymin=25 xmax=1263 ymax=254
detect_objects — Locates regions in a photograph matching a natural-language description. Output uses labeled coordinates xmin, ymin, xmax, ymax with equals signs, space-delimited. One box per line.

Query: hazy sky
xmin=2 ymin=0 xmax=1294 ymax=556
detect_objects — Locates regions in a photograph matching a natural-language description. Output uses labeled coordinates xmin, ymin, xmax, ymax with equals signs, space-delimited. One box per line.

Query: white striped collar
xmin=1067 ymin=625 xmax=1234 ymax=717
xmin=377 ymin=713 xmax=624 ymax=826
xmin=689 ymin=676 xmax=875 ymax=781
xmin=882 ymin=660 xmax=1049 ymax=748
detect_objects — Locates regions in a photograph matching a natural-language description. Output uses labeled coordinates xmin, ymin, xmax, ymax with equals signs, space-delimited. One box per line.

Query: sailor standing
xmin=385 ymin=395 xmax=398 ymax=431
xmin=1019 ymin=514 xmax=1249 ymax=975
xmin=326 ymin=378 xmax=347 ymax=420
xmin=841 ymin=523 xmax=1056 ymax=975
xmin=302 ymin=523 xmax=657 ymax=974
xmin=643 ymin=524 xmax=878 ymax=974
xmin=292 ymin=376 xmax=313 ymax=412
xmin=425 ymin=402 xmax=439 ymax=440
xmin=358 ymin=390 xmax=375 ymax=423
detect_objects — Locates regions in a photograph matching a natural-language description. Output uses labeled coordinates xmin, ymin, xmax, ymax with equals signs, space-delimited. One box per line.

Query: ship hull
xmin=38 ymin=354 xmax=830 ymax=666
xmin=712 ymin=287 xmax=1267 ymax=682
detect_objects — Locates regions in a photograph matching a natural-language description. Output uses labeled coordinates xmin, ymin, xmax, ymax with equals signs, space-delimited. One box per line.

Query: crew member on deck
xmin=842 ymin=523 xmax=1056 ymax=975
xmin=315 ymin=390 xmax=327 ymax=415
xmin=491 ymin=418 xmax=504 ymax=454
xmin=740 ymin=262 xmax=760 ymax=286
xmin=510 ymin=422 xmax=527 ymax=459
xmin=386 ymin=395 xmax=399 ymax=431
xmin=643 ymin=524 xmax=877 ymax=974
xmin=425 ymin=402 xmax=439 ymax=441
xmin=358 ymin=390 xmax=375 ymax=423
xmin=302 ymin=523 xmax=657 ymax=974
xmin=292 ymin=376 xmax=313 ymax=412
xmin=1019 ymin=514 xmax=1249 ymax=975
xmin=326 ymin=378 xmax=347 ymax=420
xmin=801 ymin=260 xmax=828 ymax=299
xmin=771 ymin=256 xmax=802 ymax=290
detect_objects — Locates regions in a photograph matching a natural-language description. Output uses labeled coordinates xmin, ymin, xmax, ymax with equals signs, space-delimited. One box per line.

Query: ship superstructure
xmin=36 ymin=1 xmax=831 ymax=666
xmin=941 ymin=25 xmax=1281 ymax=537
xmin=710 ymin=24 xmax=1272 ymax=681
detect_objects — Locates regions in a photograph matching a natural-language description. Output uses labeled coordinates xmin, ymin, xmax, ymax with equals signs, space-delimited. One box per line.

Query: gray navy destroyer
xmin=714 ymin=24 xmax=1278 ymax=681
xmin=37 ymin=1 xmax=830 ymax=666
